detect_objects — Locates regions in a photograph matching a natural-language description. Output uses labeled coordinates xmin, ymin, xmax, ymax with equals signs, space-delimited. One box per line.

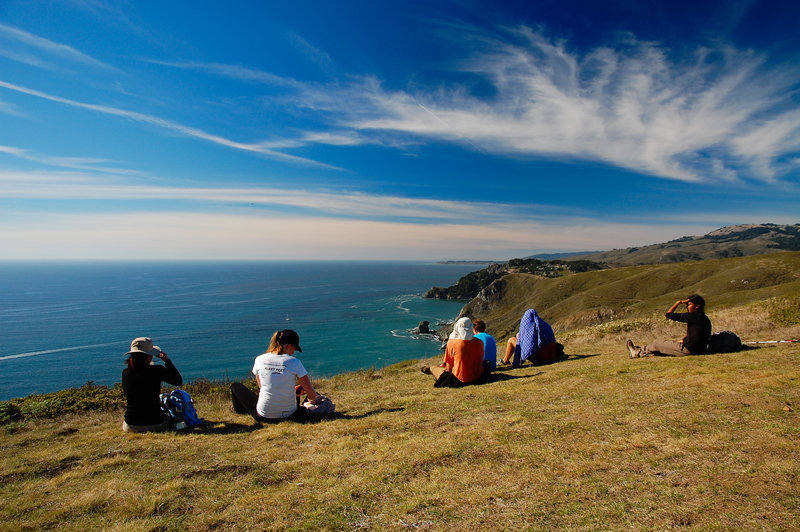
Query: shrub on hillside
xmin=765 ymin=296 xmax=800 ymax=327
xmin=0 ymin=379 xmax=239 ymax=424
xmin=1 ymin=382 xmax=126 ymax=424
xmin=0 ymin=401 xmax=22 ymax=423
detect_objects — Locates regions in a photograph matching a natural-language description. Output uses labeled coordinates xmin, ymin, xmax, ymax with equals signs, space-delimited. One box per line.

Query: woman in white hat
xmin=121 ymin=337 xmax=183 ymax=432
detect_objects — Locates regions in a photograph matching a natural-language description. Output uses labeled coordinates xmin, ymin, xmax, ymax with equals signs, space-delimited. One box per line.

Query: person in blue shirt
xmin=472 ymin=319 xmax=497 ymax=370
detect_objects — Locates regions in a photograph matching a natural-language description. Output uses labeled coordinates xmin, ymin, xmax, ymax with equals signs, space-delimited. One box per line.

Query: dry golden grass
xmin=561 ymin=298 xmax=800 ymax=354
xmin=1 ymin=312 xmax=798 ymax=531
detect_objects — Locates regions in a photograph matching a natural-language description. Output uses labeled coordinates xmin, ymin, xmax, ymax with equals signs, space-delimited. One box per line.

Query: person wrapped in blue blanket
xmin=501 ymin=309 xmax=559 ymax=367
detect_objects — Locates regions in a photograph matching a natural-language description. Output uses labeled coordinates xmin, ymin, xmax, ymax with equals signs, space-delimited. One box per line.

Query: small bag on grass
xmin=301 ymin=395 xmax=336 ymax=415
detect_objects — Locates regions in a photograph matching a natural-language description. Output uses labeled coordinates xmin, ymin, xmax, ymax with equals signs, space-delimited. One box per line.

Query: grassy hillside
xmin=458 ymin=251 xmax=800 ymax=342
xmin=576 ymin=223 xmax=800 ymax=266
xmin=427 ymin=224 xmax=800 ymax=303
xmin=2 ymin=297 xmax=799 ymax=530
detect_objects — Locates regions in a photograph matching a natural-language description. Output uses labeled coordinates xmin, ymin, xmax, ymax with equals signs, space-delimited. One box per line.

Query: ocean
xmin=0 ymin=261 xmax=479 ymax=401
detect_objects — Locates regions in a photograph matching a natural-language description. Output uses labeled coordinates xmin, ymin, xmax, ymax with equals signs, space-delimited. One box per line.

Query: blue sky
xmin=1 ymin=1 xmax=798 ymax=261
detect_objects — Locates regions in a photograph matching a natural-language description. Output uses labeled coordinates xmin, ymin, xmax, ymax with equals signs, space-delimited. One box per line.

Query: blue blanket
xmin=513 ymin=309 xmax=556 ymax=366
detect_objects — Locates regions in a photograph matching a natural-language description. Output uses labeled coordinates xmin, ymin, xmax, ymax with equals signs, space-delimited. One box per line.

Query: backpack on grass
xmin=707 ymin=331 xmax=743 ymax=354
xmin=160 ymin=389 xmax=203 ymax=429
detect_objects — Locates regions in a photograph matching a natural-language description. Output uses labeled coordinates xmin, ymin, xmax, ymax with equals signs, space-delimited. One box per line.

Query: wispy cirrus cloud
xmin=0 ymin=22 xmax=111 ymax=70
xmin=0 ymin=145 xmax=142 ymax=175
xmin=7 ymin=21 xmax=799 ymax=187
xmin=0 ymin=81 xmax=340 ymax=169
xmin=0 ymin=169 xmax=537 ymax=224
xmin=141 ymin=59 xmax=302 ymax=88
xmin=288 ymin=32 xmax=333 ymax=71
xmin=163 ymin=27 xmax=800 ymax=184
xmin=337 ymin=28 xmax=800 ymax=184
xmin=189 ymin=27 xmax=786 ymax=184
xmin=142 ymin=59 xmax=375 ymax=149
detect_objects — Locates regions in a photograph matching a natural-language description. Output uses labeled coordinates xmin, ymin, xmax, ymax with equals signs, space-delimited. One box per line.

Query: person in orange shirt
xmin=422 ymin=317 xmax=486 ymax=385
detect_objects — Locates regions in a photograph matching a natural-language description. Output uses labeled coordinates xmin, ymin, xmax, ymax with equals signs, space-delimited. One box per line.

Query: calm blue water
xmin=0 ymin=261 xmax=478 ymax=401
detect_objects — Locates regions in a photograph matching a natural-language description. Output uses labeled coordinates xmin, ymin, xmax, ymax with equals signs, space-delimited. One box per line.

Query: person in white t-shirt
xmin=230 ymin=329 xmax=321 ymax=421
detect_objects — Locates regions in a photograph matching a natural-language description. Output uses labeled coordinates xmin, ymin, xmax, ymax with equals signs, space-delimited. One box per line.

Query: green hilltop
xmin=425 ymin=224 xmax=800 ymax=302
xmin=574 ymin=223 xmax=800 ymax=266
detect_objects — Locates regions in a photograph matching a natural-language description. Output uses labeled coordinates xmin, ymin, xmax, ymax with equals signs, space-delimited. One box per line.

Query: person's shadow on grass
xmin=189 ymin=421 xmax=264 ymax=434
xmin=494 ymin=352 xmax=600 ymax=372
xmin=197 ymin=407 xmax=407 ymax=430
xmin=561 ymin=353 xmax=600 ymax=361
xmin=487 ymin=371 xmax=543 ymax=382
xmin=282 ymin=406 xmax=406 ymax=424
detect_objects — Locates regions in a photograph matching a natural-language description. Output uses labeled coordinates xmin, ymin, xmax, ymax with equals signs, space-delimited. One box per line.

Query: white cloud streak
xmin=0 ymin=22 xmax=110 ymax=70
xmin=141 ymin=59 xmax=302 ymax=88
xmin=4 ymin=22 xmax=798 ymax=187
xmin=2 ymin=169 xmax=757 ymax=261
xmin=159 ymin=28 xmax=799 ymax=184
xmin=0 ymin=170 xmax=533 ymax=224
xmin=0 ymin=145 xmax=141 ymax=175
xmin=0 ymin=81 xmax=339 ymax=169
xmin=288 ymin=32 xmax=333 ymax=71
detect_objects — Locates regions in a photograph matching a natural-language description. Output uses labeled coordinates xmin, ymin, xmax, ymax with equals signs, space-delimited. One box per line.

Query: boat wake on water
xmin=0 ymin=341 xmax=124 ymax=362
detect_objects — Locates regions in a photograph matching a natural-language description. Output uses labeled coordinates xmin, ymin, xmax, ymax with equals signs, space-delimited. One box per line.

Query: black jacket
xmin=666 ymin=311 xmax=712 ymax=354
xmin=122 ymin=360 xmax=182 ymax=425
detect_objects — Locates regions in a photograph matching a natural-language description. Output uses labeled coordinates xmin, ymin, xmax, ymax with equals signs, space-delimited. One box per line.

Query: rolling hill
xmin=455 ymin=251 xmax=800 ymax=341
xmin=574 ymin=223 xmax=800 ymax=266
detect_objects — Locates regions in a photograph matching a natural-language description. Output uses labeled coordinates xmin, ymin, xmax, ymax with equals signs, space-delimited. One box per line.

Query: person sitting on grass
xmin=421 ymin=317 xmax=486 ymax=386
xmin=121 ymin=337 xmax=183 ymax=433
xmin=472 ymin=319 xmax=497 ymax=370
xmin=627 ymin=295 xmax=711 ymax=358
xmin=501 ymin=309 xmax=559 ymax=367
xmin=230 ymin=329 xmax=327 ymax=422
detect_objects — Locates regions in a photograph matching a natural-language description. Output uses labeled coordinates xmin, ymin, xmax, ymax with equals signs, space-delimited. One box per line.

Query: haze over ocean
xmin=0 ymin=261 xmax=477 ymax=401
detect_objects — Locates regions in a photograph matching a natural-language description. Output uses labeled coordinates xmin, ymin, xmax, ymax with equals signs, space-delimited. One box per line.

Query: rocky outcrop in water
xmin=415 ymin=321 xmax=435 ymax=335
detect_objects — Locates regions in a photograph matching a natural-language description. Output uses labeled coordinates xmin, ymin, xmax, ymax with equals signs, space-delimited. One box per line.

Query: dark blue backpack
xmin=160 ymin=389 xmax=203 ymax=428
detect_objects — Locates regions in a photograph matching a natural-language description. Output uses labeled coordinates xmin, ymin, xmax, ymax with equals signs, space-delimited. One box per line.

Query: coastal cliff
xmin=424 ymin=259 xmax=606 ymax=301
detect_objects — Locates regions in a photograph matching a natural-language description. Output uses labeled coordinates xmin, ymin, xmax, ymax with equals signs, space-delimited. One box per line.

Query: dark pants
xmin=230 ymin=382 xmax=309 ymax=422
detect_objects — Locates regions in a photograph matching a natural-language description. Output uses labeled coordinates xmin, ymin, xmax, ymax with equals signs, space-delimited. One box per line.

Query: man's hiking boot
xmin=420 ymin=366 xmax=431 ymax=374
xmin=626 ymin=339 xmax=641 ymax=358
